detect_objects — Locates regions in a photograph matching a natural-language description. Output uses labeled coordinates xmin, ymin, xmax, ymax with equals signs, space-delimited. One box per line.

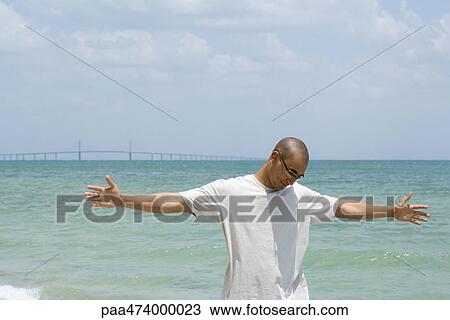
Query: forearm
xmin=119 ymin=193 xmax=156 ymax=212
xmin=119 ymin=192 xmax=189 ymax=213
xmin=336 ymin=202 xmax=395 ymax=220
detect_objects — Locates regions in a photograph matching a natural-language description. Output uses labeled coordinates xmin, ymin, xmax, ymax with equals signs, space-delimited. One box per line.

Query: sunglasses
xmin=274 ymin=149 xmax=304 ymax=181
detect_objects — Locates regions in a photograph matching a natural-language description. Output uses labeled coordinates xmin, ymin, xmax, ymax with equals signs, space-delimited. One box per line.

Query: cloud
xmin=340 ymin=0 xmax=422 ymax=42
xmin=71 ymin=30 xmax=159 ymax=67
xmin=262 ymin=33 xmax=308 ymax=70
xmin=191 ymin=0 xmax=423 ymax=43
xmin=431 ymin=13 xmax=450 ymax=57
xmin=0 ymin=2 xmax=38 ymax=49
xmin=208 ymin=54 xmax=263 ymax=74
xmin=70 ymin=28 xmax=267 ymax=77
xmin=165 ymin=0 xmax=209 ymax=14
xmin=177 ymin=32 xmax=210 ymax=57
xmin=71 ymin=30 xmax=211 ymax=73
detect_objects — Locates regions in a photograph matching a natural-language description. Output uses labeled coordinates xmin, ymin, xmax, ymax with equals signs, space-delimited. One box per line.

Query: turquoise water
xmin=0 ymin=160 xmax=449 ymax=299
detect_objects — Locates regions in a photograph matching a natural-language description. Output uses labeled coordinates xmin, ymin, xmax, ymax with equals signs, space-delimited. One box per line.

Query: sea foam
xmin=0 ymin=285 xmax=40 ymax=300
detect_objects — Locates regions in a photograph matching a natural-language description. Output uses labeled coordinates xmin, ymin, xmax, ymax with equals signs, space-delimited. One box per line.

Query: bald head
xmin=257 ymin=137 xmax=309 ymax=189
xmin=273 ymin=137 xmax=309 ymax=161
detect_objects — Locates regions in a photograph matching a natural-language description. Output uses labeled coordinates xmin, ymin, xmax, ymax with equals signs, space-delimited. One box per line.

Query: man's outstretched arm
xmin=84 ymin=175 xmax=192 ymax=214
xmin=335 ymin=192 xmax=430 ymax=225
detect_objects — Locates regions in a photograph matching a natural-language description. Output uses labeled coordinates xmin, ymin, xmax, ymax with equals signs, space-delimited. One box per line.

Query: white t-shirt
xmin=180 ymin=174 xmax=338 ymax=300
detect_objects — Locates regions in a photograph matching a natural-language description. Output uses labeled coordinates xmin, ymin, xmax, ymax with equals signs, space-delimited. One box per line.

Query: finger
xmin=90 ymin=202 xmax=102 ymax=207
xmin=409 ymin=218 xmax=421 ymax=225
xmin=87 ymin=185 xmax=104 ymax=192
xmin=105 ymin=175 xmax=116 ymax=188
xmin=84 ymin=192 xmax=99 ymax=197
xmin=403 ymin=192 xmax=413 ymax=203
xmin=85 ymin=196 xmax=102 ymax=201
xmin=89 ymin=201 xmax=101 ymax=207
xmin=91 ymin=201 xmax=115 ymax=208
xmin=413 ymin=216 xmax=428 ymax=222
xmin=410 ymin=204 xmax=429 ymax=209
xmin=413 ymin=210 xmax=430 ymax=217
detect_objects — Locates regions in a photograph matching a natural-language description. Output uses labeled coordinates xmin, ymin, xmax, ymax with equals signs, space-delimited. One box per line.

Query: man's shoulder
xmin=213 ymin=174 xmax=252 ymax=182
xmin=292 ymin=182 xmax=319 ymax=197
xmin=206 ymin=174 xmax=258 ymax=192
xmin=212 ymin=174 xmax=253 ymax=187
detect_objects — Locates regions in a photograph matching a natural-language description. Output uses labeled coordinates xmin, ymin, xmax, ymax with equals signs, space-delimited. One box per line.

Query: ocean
xmin=0 ymin=160 xmax=449 ymax=299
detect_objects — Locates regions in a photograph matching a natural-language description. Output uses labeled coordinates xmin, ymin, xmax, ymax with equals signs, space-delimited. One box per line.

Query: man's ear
xmin=269 ymin=151 xmax=278 ymax=164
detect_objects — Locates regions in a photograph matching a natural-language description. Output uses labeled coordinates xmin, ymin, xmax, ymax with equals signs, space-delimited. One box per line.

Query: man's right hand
xmin=84 ymin=175 xmax=123 ymax=208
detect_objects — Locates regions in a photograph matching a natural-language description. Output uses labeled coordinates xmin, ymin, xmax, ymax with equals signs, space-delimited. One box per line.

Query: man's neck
xmin=255 ymin=163 xmax=274 ymax=189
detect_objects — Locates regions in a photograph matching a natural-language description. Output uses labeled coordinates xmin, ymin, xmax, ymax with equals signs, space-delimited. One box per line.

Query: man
xmin=84 ymin=137 xmax=430 ymax=299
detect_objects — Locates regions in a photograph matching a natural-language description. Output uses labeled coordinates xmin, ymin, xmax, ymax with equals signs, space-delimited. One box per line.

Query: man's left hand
xmin=394 ymin=192 xmax=430 ymax=225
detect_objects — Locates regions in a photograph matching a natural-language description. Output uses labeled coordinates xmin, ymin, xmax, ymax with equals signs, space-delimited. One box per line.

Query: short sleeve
xmin=179 ymin=179 xmax=227 ymax=220
xmin=294 ymin=183 xmax=339 ymax=224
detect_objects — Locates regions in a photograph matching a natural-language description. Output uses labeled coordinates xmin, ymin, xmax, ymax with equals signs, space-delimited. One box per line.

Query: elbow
xmin=336 ymin=202 xmax=363 ymax=219
xmin=152 ymin=193 xmax=189 ymax=214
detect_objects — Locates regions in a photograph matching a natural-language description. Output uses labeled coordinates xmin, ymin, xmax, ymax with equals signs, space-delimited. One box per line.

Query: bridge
xmin=0 ymin=141 xmax=261 ymax=161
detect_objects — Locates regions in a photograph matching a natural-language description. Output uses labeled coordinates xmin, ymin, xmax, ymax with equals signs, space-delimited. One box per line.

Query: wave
xmin=0 ymin=285 xmax=40 ymax=300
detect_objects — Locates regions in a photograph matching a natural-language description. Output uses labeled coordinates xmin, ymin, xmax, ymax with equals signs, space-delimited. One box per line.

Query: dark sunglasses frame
xmin=274 ymin=149 xmax=304 ymax=181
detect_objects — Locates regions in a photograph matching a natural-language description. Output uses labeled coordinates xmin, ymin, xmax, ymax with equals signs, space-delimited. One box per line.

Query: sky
xmin=0 ymin=0 xmax=449 ymax=159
